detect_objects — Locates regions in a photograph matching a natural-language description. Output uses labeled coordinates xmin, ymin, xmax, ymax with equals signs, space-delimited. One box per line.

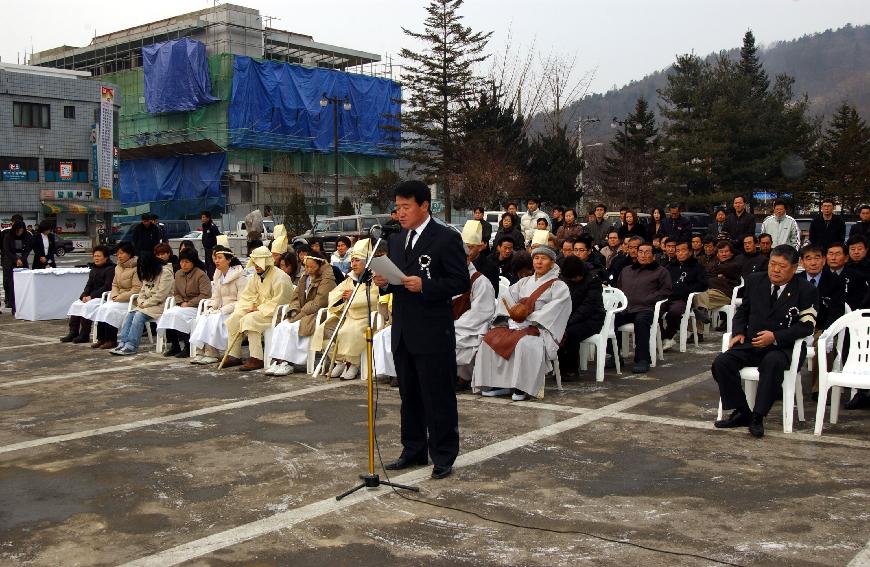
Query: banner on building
xmin=98 ymin=86 xmax=114 ymax=198
xmin=59 ymin=162 xmax=73 ymax=180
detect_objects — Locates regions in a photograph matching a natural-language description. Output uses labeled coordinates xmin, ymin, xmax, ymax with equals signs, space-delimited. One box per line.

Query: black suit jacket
xmin=28 ymin=233 xmax=57 ymax=269
xmin=732 ymin=272 xmax=818 ymax=351
xmin=806 ymin=267 xmax=845 ymax=331
xmin=386 ymin=219 xmax=471 ymax=355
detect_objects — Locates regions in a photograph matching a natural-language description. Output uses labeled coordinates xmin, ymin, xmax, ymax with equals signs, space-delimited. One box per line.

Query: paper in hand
xmin=370 ymin=255 xmax=406 ymax=285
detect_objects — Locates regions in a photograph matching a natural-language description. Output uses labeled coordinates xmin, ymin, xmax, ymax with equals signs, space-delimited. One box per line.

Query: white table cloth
xmin=13 ymin=268 xmax=90 ymax=321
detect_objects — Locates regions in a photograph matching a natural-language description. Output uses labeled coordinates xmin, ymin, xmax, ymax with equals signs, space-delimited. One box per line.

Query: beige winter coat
xmin=173 ymin=266 xmax=212 ymax=307
xmin=287 ymin=262 xmax=337 ymax=337
xmin=110 ymin=257 xmax=141 ymax=302
xmin=210 ymin=265 xmax=247 ymax=315
xmin=134 ymin=265 xmax=175 ymax=318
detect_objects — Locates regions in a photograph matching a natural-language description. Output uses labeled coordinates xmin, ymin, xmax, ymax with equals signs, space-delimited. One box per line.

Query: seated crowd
xmin=59 ymin=197 xmax=870 ymax=426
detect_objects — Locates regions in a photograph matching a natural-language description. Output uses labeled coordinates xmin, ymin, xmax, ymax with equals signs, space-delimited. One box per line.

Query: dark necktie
xmin=771 ymin=285 xmax=780 ymax=304
xmin=810 ymin=276 xmax=817 ymax=287
xmin=405 ymin=229 xmax=416 ymax=260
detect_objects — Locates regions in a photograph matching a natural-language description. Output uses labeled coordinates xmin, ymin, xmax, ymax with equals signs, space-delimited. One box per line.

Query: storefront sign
xmin=59 ymin=162 xmax=73 ymax=180
xmin=98 ymin=86 xmax=114 ymax=198
xmin=40 ymin=189 xmax=94 ymax=201
xmin=2 ymin=162 xmax=26 ymax=181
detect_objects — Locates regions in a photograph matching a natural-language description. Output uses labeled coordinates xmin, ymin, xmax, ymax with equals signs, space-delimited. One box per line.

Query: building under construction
xmin=29 ymin=3 xmax=401 ymax=224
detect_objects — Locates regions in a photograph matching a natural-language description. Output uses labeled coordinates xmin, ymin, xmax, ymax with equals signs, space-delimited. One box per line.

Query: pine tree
xmin=526 ymin=126 xmax=583 ymax=208
xmin=338 ymin=196 xmax=355 ymax=216
xmin=811 ymin=103 xmax=870 ymax=211
xmin=283 ymin=190 xmax=312 ymax=237
xmin=603 ymin=97 xmax=659 ymax=209
xmin=399 ymin=0 xmax=492 ymax=221
xmin=358 ymin=169 xmax=402 ymax=213
xmin=738 ymin=30 xmax=770 ymax=98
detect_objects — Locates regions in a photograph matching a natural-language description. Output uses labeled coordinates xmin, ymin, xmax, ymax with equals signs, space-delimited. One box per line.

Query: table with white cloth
xmin=13 ymin=268 xmax=90 ymax=321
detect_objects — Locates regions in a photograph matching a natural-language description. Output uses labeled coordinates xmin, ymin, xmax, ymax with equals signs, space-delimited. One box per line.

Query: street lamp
xmin=321 ymin=93 xmax=352 ymax=212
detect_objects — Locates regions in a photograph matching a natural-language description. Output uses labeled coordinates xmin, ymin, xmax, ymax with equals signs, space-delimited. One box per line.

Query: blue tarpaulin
xmin=143 ymin=38 xmax=218 ymax=113
xmin=228 ymin=56 xmax=401 ymax=156
xmin=119 ymin=153 xmax=226 ymax=204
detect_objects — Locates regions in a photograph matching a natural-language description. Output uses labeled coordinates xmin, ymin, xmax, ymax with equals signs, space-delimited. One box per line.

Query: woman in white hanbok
xmin=189 ymin=246 xmax=247 ymax=364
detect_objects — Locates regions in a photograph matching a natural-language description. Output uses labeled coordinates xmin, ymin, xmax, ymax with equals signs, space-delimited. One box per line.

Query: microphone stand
xmin=314 ymin=225 xmax=418 ymax=500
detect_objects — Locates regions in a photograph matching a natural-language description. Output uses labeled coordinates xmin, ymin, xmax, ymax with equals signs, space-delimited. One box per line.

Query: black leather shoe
xmin=174 ymin=347 xmax=190 ymax=358
xmin=604 ymin=355 xmax=623 ymax=370
xmin=164 ymin=345 xmax=181 ymax=357
xmin=749 ymin=413 xmax=764 ymax=438
xmin=60 ymin=331 xmax=76 ymax=343
xmin=844 ymin=392 xmax=870 ymax=410
xmin=71 ymin=333 xmax=91 ymax=344
xmin=631 ymin=361 xmax=650 ymax=374
xmin=431 ymin=465 xmax=453 ymax=479
xmin=384 ymin=455 xmax=428 ymax=471
xmin=714 ymin=409 xmax=751 ymax=429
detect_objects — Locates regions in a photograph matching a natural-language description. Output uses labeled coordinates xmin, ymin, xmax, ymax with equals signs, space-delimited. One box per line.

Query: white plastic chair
xmin=807 ymin=304 xmax=851 ymax=371
xmin=716 ymin=332 xmax=806 ymax=433
xmin=619 ymin=299 xmax=667 ymax=367
xmin=90 ymin=291 xmax=110 ymax=342
xmin=678 ymin=291 xmax=701 ymax=352
xmin=814 ymin=309 xmax=870 ymax=435
xmin=127 ymin=294 xmax=154 ymax=345
xmin=189 ymin=299 xmax=214 ymax=358
xmin=154 ymin=297 xmax=176 ymax=353
xmin=578 ymin=286 xmax=626 ymax=382
xmin=711 ymin=278 xmax=744 ymax=334
xmin=263 ymin=304 xmax=289 ymax=368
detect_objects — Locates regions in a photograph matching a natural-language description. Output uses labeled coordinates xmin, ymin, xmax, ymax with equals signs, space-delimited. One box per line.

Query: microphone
xmin=369 ymin=223 xmax=402 ymax=240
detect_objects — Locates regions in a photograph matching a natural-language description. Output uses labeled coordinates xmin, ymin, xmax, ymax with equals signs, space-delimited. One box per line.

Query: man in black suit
xmin=373 ymin=180 xmax=470 ymax=480
xmin=711 ymin=245 xmax=818 ymax=437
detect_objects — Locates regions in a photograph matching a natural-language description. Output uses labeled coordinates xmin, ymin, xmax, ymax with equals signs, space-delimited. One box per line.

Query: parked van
xmin=293 ymin=214 xmax=391 ymax=252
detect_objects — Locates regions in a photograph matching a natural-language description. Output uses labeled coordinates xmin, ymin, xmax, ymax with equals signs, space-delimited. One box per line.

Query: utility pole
xmin=576 ymin=116 xmax=599 ymax=212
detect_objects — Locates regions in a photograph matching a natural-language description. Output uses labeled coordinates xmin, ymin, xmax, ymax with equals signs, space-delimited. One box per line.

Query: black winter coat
xmin=81 ymin=261 xmax=116 ymax=300
xmin=563 ymin=276 xmax=605 ymax=327
xmin=201 ymin=220 xmax=221 ymax=249
xmin=666 ymin=256 xmax=708 ymax=301
xmin=809 ymin=215 xmax=846 ymax=250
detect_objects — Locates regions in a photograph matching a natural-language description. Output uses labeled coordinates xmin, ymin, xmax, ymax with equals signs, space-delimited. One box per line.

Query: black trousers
xmin=2 ymin=266 xmax=15 ymax=310
xmin=68 ymin=315 xmax=92 ymax=338
xmin=614 ymin=310 xmax=655 ymax=363
xmin=165 ymin=328 xmax=189 ymax=347
xmin=393 ymin=338 xmax=459 ymax=468
xmin=662 ymin=299 xmax=687 ymax=340
xmin=204 ymin=248 xmax=215 ymax=280
xmin=558 ymin=319 xmax=604 ymax=373
xmin=96 ymin=322 xmax=118 ymax=343
xmin=712 ymin=346 xmax=793 ymax=416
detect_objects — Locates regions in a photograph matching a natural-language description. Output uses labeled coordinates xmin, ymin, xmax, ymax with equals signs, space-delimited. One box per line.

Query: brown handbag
xmin=484 ymin=278 xmax=559 ymax=359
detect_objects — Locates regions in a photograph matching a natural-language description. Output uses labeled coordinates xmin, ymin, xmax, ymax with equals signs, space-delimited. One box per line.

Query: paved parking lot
xmin=0 ymin=314 xmax=868 ymax=566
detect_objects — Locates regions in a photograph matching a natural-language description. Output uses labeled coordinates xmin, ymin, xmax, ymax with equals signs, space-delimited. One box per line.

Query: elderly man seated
xmin=454 ymin=221 xmax=496 ymax=391
xmin=611 ymin=242 xmax=672 ymax=373
xmin=223 ymin=246 xmax=295 ymax=371
xmin=297 ymin=239 xmax=378 ymax=379
xmin=711 ymin=245 xmax=818 ymax=437
xmin=472 ymin=246 xmax=570 ymax=401
xmin=265 ymin=252 xmax=336 ymax=375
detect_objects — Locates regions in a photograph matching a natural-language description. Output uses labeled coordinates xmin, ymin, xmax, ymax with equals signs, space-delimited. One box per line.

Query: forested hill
xmin=565 ymin=23 xmax=870 ymax=144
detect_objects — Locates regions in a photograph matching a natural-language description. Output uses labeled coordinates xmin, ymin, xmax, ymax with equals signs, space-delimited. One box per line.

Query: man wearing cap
xmin=372 ymin=180 xmax=470 ymax=480
xmin=472 ymin=245 xmax=570 ymax=400
xmin=201 ymin=211 xmax=222 ymax=279
xmin=223 ymin=246 xmax=295 ymax=370
xmin=520 ymin=198 xmax=550 ymax=247
xmin=299 ymin=240 xmax=379 ymax=380
xmin=455 ymin=221 xmax=496 ymax=391
xmin=270 ymin=224 xmax=289 ymax=265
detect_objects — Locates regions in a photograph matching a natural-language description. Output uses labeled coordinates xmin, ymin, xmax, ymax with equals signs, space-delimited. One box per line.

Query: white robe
xmin=471 ymin=267 xmax=570 ymax=398
xmin=455 ymin=264 xmax=496 ymax=368
xmin=190 ymin=311 xmax=230 ymax=352
xmin=268 ymin=320 xmax=310 ymax=365
xmin=157 ymin=306 xmax=198 ymax=334
xmin=372 ymin=325 xmax=396 ymax=378
xmin=67 ymin=297 xmax=103 ymax=320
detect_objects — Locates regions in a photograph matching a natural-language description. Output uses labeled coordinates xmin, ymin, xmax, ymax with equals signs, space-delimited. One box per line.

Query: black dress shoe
xmin=749 ymin=413 xmax=764 ymax=438
xmin=844 ymin=392 xmax=870 ymax=410
xmin=164 ymin=345 xmax=181 ymax=357
xmin=71 ymin=333 xmax=91 ymax=344
xmin=174 ymin=347 xmax=190 ymax=358
xmin=714 ymin=409 xmax=751 ymax=429
xmin=60 ymin=331 xmax=77 ymax=343
xmin=431 ymin=465 xmax=453 ymax=480
xmin=384 ymin=455 xmax=428 ymax=470
xmin=389 ymin=376 xmax=399 ymax=388
xmin=604 ymin=355 xmax=623 ymax=370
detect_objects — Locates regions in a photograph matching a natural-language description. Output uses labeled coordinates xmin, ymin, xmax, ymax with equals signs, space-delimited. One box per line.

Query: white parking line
xmin=0 ymin=379 xmax=355 ymax=455
xmin=117 ymin=372 xmax=710 ymax=567
xmin=0 ymin=328 xmax=52 ymax=341
xmin=849 ymin=539 xmax=870 ymax=567
xmin=0 ymin=359 xmax=172 ymax=388
xmin=0 ymin=340 xmax=56 ymax=351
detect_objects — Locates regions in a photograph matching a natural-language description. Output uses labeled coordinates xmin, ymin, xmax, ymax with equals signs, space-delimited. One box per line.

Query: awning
xmin=42 ymin=200 xmax=124 ymax=214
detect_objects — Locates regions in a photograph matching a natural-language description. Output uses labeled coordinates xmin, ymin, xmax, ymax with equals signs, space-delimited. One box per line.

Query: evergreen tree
xmin=358 ymin=169 xmax=402 ymax=213
xmin=526 ymin=125 xmax=583 ymax=207
xmin=399 ymin=0 xmax=492 ymax=221
xmin=810 ymin=103 xmax=870 ymax=211
xmin=338 ymin=196 xmax=355 ymax=216
xmin=283 ymin=190 xmax=312 ymax=237
xmin=738 ymin=30 xmax=770 ymax=98
xmin=603 ymin=97 xmax=659 ymax=209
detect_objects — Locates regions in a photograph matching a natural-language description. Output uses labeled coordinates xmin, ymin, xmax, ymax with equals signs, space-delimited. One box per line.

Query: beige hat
xmin=271 ymin=224 xmax=288 ymax=254
xmin=216 ymin=234 xmax=229 ymax=247
xmin=246 ymin=246 xmax=274 ymax=271
xmin=351 ymin=238 xmax=371 ymax=261
xmin=531 ymin=229 xmax=550 ymax=247
xmin=461 ymin=220 xmax=483 ymax=246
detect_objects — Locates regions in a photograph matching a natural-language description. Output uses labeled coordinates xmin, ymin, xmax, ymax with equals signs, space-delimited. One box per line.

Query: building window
xmin=64 ymin=106 xmax=76 ymax=119
xmin=13 ymin=102 xmax=51 ymax=129
xmin=44 ymin=159 xmax=89 ymax=183
xmin=0 ymin=157 xmax=39 ymax=181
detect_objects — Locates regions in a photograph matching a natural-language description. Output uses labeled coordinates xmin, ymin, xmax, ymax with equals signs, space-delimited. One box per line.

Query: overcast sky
xmin=3 ymin=0 xmax=867 ymax=95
